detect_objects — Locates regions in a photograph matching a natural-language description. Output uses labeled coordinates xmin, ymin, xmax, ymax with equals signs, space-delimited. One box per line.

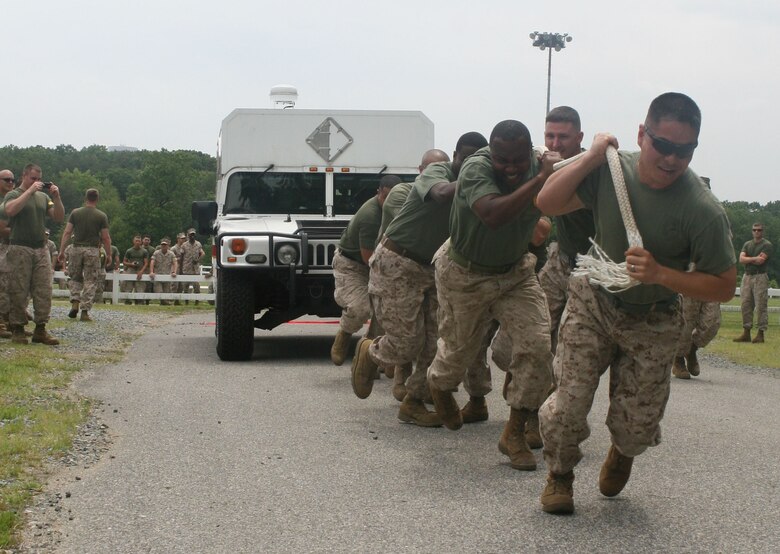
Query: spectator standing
xmin=103 ymin=244 xmax=120 ymax=301
xmin=734 ymin=223 xmax=772 ymax=343
xmin=1 ymin=164 xmax=64 ymax=345
xmin=123 ymin=235 xmax=148 ymax=305
xmin=58 ymin=188 xmax=111 ymax=321
xmin=171 ymin=232 xmax=186 ymax=305
xmin=0 ymin=169 xmax=15 ymax=338
xmin=150 ymin=237 xmax=178 ymax=305
xmin=180 ymin=228 xmax=205 ymax=302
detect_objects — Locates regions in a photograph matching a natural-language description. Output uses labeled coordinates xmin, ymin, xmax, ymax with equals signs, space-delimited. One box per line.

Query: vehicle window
xmin=224 ymin=172 xmax=326 ymax=215
xmin=333 ymin=173 xmax=416 ymax=215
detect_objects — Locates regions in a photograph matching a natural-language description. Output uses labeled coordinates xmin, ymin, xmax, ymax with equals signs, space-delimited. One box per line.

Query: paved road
xmin=44 ymin=313 xmax=779 ymax=553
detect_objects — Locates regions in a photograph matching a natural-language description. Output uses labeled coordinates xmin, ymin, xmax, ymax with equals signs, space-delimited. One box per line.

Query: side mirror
xmin=192 ymin=201 xmax=218 ymax=235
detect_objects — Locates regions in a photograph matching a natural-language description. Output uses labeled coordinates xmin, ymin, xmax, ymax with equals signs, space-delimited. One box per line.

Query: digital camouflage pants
xmin=333 ymin=251 xmax=371 ymax=335
xmin=740 ymin=273 xmax=769 ymax=331
xmin=675 ymin=296 xmax=721 ymax=356
xmin=68 ymin=246 xmax=102 ymax=311
xmin=367 ymin=245 xmax=439 ymax=399
xmin=538 ymin=242 xmax=573 ymax=354
xmin=539 ymin=276 xmax=683 ymax=475
xmin=7 ymin=245 xmax=53 ymax=326
xmin=427 ymin=251 xmax=552 ymax=410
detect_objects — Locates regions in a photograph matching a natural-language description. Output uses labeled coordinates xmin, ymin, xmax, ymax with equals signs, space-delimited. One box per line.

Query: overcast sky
xmin=4 ymin=0 xmax=779 ymax=203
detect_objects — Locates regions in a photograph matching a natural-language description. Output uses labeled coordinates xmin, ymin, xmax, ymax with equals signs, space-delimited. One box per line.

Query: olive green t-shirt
xmin=741 ymin=238 xmax=772 ymax=275
xmin=385 ymin=162 xmax=456 ymax=263
xmin=124 ymin=246 xmax=148 ymax=271
xmin=2 ymin=188 xmax=53 ymax=248
xmin=449 ymin=146 xmax=542 ymax=267
xmin=376 ymin=182 xmax=413 ymax=245
xmin=69 ymin=206 xmax=109 ymax=247
xmin=555 ymin=208 xmax=595 ymax=258
xmin=338 ymin=196 xmax=382 ymax=263
xmin=106 ymin=245 xmax=120 ymax=271
xmin=576 ymin=150 xmax=736 ymax=305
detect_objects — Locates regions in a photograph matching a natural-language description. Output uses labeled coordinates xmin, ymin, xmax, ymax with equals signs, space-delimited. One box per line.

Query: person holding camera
xmin=0 ymin=164 xmax=64 ymax=345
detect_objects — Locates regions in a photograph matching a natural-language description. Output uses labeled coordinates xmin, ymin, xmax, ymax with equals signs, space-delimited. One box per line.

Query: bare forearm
xmin=475 ymin=175 xmax=545 ymax=229
xmin=656 ymin=266 xmax=736 ymax=303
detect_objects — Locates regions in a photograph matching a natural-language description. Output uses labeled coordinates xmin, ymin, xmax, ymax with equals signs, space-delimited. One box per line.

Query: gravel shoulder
xmin=13 ymin=306 xmax=177 ymax=554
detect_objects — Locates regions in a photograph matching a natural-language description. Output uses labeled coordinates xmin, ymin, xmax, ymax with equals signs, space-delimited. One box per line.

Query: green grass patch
xmin=707 ymin=304 xmax=779 ymax=369
xmin=0 ymin=304 xmax=200 ymax=549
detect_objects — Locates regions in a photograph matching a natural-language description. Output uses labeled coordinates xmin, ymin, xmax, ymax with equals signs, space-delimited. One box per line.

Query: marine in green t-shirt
xmin=338 ymin=175 xmax=401 ymax=264
xmin=740 ymin=230 xmax=772 ymax=275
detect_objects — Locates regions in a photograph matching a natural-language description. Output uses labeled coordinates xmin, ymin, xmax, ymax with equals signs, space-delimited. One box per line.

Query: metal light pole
xmin=529 ymin=32 xmax=573 ymax=116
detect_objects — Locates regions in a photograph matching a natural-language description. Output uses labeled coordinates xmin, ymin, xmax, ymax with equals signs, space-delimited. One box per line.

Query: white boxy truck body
xmin=194 ymin=108 xmax=434 ymax=360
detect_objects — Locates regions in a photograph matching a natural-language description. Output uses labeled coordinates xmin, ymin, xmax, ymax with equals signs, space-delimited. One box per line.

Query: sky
xmin=3 ymin=0 xmax=779 ymax=203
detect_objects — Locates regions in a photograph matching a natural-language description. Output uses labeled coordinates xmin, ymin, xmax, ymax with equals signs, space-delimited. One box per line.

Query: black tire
xmin=215 ymin=270 xmax=255 ymax=361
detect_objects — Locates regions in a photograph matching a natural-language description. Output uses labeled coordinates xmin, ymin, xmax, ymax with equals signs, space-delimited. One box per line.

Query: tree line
xmin=0 ymin=144 xmax=777 ymax=284
xmin=0 ymin=145 xmax=215 ymax=256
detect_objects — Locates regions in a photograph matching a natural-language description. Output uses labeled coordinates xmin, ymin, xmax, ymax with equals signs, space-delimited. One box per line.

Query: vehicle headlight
xmin=277 ymin=244 xmax=299 ymax=265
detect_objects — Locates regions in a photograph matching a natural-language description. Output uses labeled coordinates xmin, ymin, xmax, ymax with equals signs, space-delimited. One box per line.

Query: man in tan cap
xmin=180 ymin=228 xmax=204 ymax=302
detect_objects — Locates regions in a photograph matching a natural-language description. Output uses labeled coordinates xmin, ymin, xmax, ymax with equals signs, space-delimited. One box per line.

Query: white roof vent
xmin=270 ymin=85 xmax=298 ymax=109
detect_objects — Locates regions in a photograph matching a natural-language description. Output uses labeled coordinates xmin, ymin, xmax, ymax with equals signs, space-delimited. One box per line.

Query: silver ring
xmin=630 ymin=264 xmax=636 ymax=272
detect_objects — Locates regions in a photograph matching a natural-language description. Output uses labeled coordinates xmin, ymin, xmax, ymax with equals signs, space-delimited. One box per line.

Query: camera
xmin=42 ymin=182 xmax=53 ymax=190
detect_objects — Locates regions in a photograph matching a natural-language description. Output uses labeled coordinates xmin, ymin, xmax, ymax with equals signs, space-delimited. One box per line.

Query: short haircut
xmin=379 ymin=174 xmax=402 ymax=189
xmin=455 ymin=132 xmax=488 ymax=153
xmin=546 ymin=106 xmax=581 ymax=131
xmin=143 ymin=234 xmax=151 ymax=240
xmin=85 ymin=188 xmax=99 ymax=202
xmin=133 ymin=234 xmax=142 ymax=240
xmin=490 ymin=120 xmax=531 ymax=144
xmin=646 ymin=92 xmax=701 ymax=134
xmin=23 ymin=163 xmax=42 ymax=175
xmin=753 ymin=222 xmax=764 ymax=229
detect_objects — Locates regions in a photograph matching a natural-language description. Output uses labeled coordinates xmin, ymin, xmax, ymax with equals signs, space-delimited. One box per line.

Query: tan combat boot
xmin=31 ymin=324 xmax=59 ymax=346
xmin=330 ymin=330 xmax=351 ymax=366
xmin=733 ymin=328 xmax=751 ymax=342
xmin=498 ymin=408 xmax=536 ymax=470
xmin=350 ymin=338 xmax=377 ymax=399
xmin=11 ymin=325 xmax=28 ymax=344
xmin=68 ymin=300 xmax=80 ymax=319
xmin=541 ymin=471 xmax=575 ymax=514
xmin=383 ymin=365 xmax=395 ymax=379
xmin=461 ymin=396 xmax=488 ymax=424
xmin=80 ymin=310 xmax=92 ymax=322
xmin=397 ymin=395 xmax=443 ymax=427
xmin=686 ymin=345 xmax=700 ymax=376
xmin=428 ymin=378 xmax=463 ymax=431
xmin=672 ymin=357 xmax=690 ymax=379
xmin=752 ymin=330 xmax=765 ymax=343
xmin=599 ymin=445 xmax=634 ymax=497
xmin=524 ymin=409 xmax=543 ymax=449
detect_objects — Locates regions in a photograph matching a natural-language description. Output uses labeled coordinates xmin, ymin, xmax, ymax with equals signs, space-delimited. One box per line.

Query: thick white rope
xmin=552 ymin=146 xmax=642 ymax=292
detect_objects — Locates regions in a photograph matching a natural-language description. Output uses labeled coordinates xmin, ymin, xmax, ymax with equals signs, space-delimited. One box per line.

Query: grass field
xmin=705 ymin=298 xmax=779 ymax=368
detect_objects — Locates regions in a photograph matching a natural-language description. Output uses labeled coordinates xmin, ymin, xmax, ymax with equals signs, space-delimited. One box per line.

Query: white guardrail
xmin=52 ymin=269 xmax=215 ymax=304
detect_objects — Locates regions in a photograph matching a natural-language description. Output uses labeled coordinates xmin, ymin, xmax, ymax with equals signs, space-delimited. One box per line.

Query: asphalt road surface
xmin=41 ymin=313 xmax=780 ymax=553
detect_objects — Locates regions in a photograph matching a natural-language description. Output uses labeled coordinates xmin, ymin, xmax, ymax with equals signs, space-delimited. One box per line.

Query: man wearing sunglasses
xmin=0 ymin=169 xmax=15 ymax=338
xmin=535 ymin=93 xmax=736 ymax=515
xmin=734 ymin=223 xmax=772 ymax=343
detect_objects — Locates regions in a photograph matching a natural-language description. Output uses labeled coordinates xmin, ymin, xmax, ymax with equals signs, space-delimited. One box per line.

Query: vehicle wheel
xmin=215 ymin=270 xmax=255 ymax=361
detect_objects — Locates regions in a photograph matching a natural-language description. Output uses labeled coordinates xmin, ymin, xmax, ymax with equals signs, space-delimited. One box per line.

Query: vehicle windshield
xmin=224 ymin=172 xmax=326 ymax=215
xmin=223 ymin=171 xmax=417 ymax=215
xmin=333 ymin=173 xmax=416 ymax=215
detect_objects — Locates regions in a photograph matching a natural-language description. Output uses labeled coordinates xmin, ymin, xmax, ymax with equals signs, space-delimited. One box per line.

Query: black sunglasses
xmin=1 ymin=177 xmax=13 ymax=183
xmin=645 ymin=127 xmax=697 ymax=159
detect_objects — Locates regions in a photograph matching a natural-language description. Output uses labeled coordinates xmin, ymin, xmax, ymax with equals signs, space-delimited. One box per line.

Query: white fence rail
xmin=52 ymin=271 xmax=215 ymax=304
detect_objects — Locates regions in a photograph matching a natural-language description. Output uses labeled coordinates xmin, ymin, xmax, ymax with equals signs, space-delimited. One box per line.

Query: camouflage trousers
xmin=539 ymin=276 xmax=683 ymax=474
xmin=367 ymin=245 xmax=439 ymax=399
xmin=740 ymin=273 xmax=769 ymax=331
xmin=538 ymin=242 xmax=575 ymax=353
xmin=0 ymin=270 xmax=8 ymax=322
xmin=121 ymin=271 xmax=146 ymax=303
xmin=333 ymin=251 xmax=371 ymax=335
xmin=675 ymin=296 xmax=721 ymax=356
xmin=7 ymin=245 xmax=53 ymax=326
xmin=68 ymin=246 xmax=102 ymax=311
xmin=427 ymin=251 xmax=552 ymax=410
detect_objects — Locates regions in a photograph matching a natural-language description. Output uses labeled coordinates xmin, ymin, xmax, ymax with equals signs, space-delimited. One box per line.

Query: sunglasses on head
xmin=645 ymin=127 xmax=697 ymax=159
